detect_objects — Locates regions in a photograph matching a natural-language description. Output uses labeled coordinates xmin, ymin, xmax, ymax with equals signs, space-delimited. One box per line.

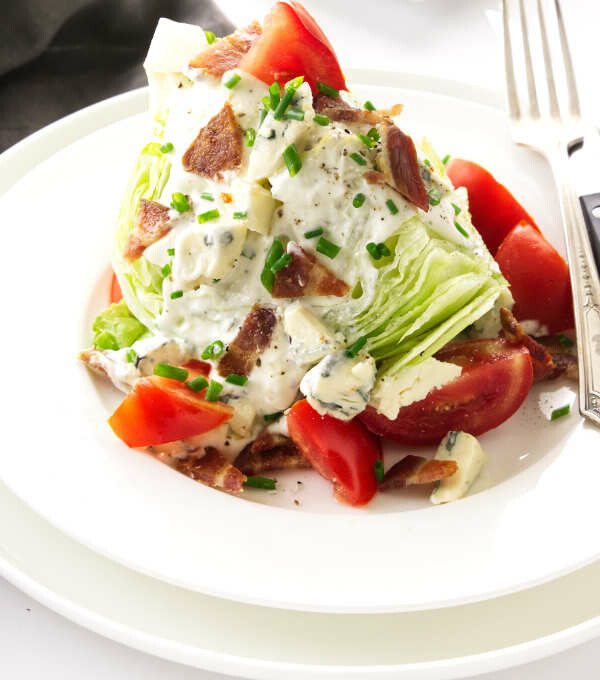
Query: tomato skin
xmin=109 ymin=376 xmax=232 ymax=447
xmin=240 ymin=1 xmax=346 ymax=93
xmin=496 ymin=221 xmax=574 ymax=333
xmin=110 ymin=271 xmax=123 ymax=304
xmin=287 ymin=399 xmax=381 ymax=506
xmin=359 ymin=339 xmax=533 ymax=445
xmin=447 ymin=159 xmax=539 ymax=255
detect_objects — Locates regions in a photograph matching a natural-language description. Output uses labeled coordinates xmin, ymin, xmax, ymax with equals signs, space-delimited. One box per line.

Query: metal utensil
xmin=502 ymin=0 xmax=600 ymax=426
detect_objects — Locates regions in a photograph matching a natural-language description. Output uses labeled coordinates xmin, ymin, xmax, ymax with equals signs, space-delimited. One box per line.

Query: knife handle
xmin=580 ymin=193 xmax=600 ymax=275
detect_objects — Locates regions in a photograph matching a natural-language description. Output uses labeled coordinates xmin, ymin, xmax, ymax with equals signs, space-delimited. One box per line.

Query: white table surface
xmin=3 ymin=0 xmax=599 ymax=677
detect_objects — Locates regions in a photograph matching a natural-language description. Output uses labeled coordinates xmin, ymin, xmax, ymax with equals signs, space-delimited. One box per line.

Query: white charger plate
xmin=1 ymin=70 xmax=599 ymax=613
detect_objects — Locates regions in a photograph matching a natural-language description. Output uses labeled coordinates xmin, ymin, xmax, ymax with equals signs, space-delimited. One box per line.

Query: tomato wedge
xmin=110 ymin=271 xmax=123 ymax=303
xmin=447 ymin=158 xmax=539 ymax=255
xmin=496 ymin=221 xmax=574 ymax=334
xmin=360 ymin=339 xmax=533 ymax=445
xmin=287 ymin=399 xmax=381 ymax=506
xmin=109 ymin=376 xmax=232 ymax=447
xmin=240 ymin=1 xmax=346 ymax=93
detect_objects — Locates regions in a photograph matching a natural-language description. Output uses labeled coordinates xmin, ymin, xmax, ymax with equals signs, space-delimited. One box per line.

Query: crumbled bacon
xmin=234 ymin=430 xmax=311 ymax=475
xmin=217 ymin=306 xmax=277 ymax=378
xmin=379 ymin=455 xmax=458 ymax=491
xmin=124 ymin=199 xmax=172 ymax=260
xmin=189 ymin=21 xmax=262 ymax=77
xmin=500 ymin=308 xmax=556 ymax=381
xmin=377 ymin=124 xmax=429 ymax=211
xmin=174 ymin=447 xmax=245 ymax=493
xmin=79 ymin=349 xmax=108 ymax=377
xmin=363 ymin=170 xmax=386 ymax=185
xmin=313 ymin=94 xmax=402 ymax=125
xmin=272 ymin=242 xmax=350 ymax=298
xmin=182 ymin=102 xmax=243 ymax=179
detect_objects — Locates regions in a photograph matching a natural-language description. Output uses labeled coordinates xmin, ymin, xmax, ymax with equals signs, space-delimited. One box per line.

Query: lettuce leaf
xmin=92 ymin=300 xmax=148 ymax=350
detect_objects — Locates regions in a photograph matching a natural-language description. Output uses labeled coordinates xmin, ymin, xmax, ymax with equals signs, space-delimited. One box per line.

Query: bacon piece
xmin=313 ymin=94 xmax=402 ymax=125
xmin=363 ymin=170 xmax=386 ymax=185
xmin=500 ymin=307 xmax=555 ymax=381
xmin=189 ymin=22 xmax=262 ymax=76
xmin=79 ymin=349 xmax=108 ymax=377
xmin=235 ymin=430 xmax=311 ymax=475
xmin=379 ymin=455 xmax=458 ymax=491
xmin=174 ymin=447 xmax=245 ymax=493
xmin=272 ymin=242 xmax=350 ymax=299
xmin=218 ymin=306 xmax=277 ymax=378
xmin=182 ymin=103 xmax=243 ymax=179
xmin=124 ymin=199 xmax=172 ymax=260
xmin=377 ymin=124 xmax=429 ymax=211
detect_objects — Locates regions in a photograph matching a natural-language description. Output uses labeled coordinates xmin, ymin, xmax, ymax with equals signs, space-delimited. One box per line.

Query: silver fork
xmin=503 ymin=0 xmax=600 ymax=426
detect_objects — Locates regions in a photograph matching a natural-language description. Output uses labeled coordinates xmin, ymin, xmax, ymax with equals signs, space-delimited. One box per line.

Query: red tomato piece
xmin=496 ymin=221 xmax=574 ymax=333
xmin=109 ymin=376 xmax=232 ymax=448
xmin=287 ymin=399 xmax=381 ymax=506
xmin=110 ymin=271 xmax=123 ymax=303
xmin=240 ymin=1 xmax=346 ymax=93
xmin=447 ymin=159 xmax=539 ymax=255
xmin=359 ymin=339 xmax=533 ymax=445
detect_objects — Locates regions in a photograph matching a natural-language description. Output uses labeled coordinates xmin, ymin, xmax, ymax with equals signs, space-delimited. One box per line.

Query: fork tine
xmin=518 ymin=0 xmax=540 ymax=118
xmin=554 ymin=0 xmax=581 ymax=118
xmin=502 ymin=0 xmax=520 ymax=120
xmin=537 ymin=0 xmax=560 ymax=118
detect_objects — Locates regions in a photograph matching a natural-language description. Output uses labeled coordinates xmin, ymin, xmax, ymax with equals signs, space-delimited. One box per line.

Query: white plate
xmin=2 ymin=476 xmax=600 ymax=679
xmin=1 ymin=70 xmax=599 ymax=613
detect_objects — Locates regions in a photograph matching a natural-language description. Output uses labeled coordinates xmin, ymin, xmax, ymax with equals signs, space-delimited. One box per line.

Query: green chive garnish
xmin=364 ymin=100 xmax=376 ymax=111
xmin=424 ymin=158 xmax=432 ymax=168
xmin=304 ymin=227 xmax=324 ymax=239
xmin=205 ymin=30 xmax=216 ymax=44
xmin=551 ymin=404 xmax=571 ymax=420
xmin=428 ymin=189 xmax=441 ymax=206
xmin=262 ymin=96 xmax=271 ymax=111
xmin=264 ymin=412 xmax=283 ymax=423
xmin=285 ymin=76 xmax=304 ymax=90
xmin=285 ymin=108 xmax=305 ymax=121
xmin=244 ymin=476 xmax=276 ymax=490
xmin=170 ymin=290 xmax=183 ymax=299
xmin=187 ymin=376 xmax=208 ymax=392
xmin=313 ymin=113 xmax=330 ymax=126
xmin=452 ymin=203 xmax=461 ymax=216
xmin=224 ymin=73 xmax=241 ymax=89
xmin=205 ymin=380 xmax=223 ymax=401
xmin=170 ymin=192 xmax=189 ymax=212
xmin=258 ymin=108 xmax=268 ymax=127
xmin=233 ymin=211 xmax=247 ymax=219
xmin=374 ymin=459 xmax=385 ymax=483
xmin=245 ymin=127 xmax=256 ymax=147
xmin=271 ymin=253 xmax=292 ymax=272
xmin=161 ymin=262 xmax=172 ymax=277
xmin=159 ymin=142 xmax=174 ymax=153
xmin=366 ymin=242 xmax=381 ymax=260
xmin=199 ymin=192 xmax=214 ymax=201
xmin=454 ymin=221 xmax=469 ymax=238
xmin=317 ymin=237 xmax=341 ymax=259
xmin=261 ymin=239 xmax=285 ymax=293
xmin=225 ymin=374 xmax=248 ymax=386
xmin=167 ymin=248 xmax=175 ymax=256
xmin=273 ymin=77 xmax=303 ymax=120
xmin=353 ymin=193 xmax=366 ymax=208
xmin=154 ymin=363 xmax=188 ymax=382
xmin=350 ymin=152 xmax=367 ymax=166
xmin=197 ymin=209 xmax=220 ymax=223
xmin=442 ymin=154 xmax=451 ymax=165
xmin=357 ymin=133 xmax=376 ymax=148
xmin=282 ymin=144 xmax=302 ymax=177
xmin=378 ymin=243 xmax=391 ymax=257
xmin=269 ymin=82 xmax=281 ymax=109
xmin=367 ymin=127 xmax=380 ymax=142
xmin=346 ymin=336 xmax=367 ymax=357
xmin=201 ymin=340 xmax=225 ymax=360
xmin=316 ymin=81 xmax=339 ymax=98
xmin=558 ymin=334 xmax=574 ymax=348
xmin=126 ymin=349 xmax=137 ymax=364
xmin=386 ymin=199 xmax=399 ymax=215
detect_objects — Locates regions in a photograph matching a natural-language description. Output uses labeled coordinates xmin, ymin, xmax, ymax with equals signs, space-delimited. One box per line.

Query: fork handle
xmin=547 ymin=150 xmax=600 ymax=426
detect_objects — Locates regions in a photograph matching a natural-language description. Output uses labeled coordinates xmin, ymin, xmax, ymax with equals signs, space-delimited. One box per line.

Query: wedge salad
xmin=81 ymin=2 xmax=577 ymax=506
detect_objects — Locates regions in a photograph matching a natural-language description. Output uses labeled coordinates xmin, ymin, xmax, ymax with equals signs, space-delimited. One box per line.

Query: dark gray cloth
xmin=0 ymin=0 xmax=234 ymax=151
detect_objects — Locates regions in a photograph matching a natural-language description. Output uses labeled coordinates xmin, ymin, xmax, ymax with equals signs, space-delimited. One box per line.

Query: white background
xmin=2 ymin=0 xmax=600 ymax=677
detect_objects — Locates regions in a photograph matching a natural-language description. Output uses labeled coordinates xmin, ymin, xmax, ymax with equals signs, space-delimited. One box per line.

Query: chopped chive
xmin=233 ymin=211 xmax=247 ymax=219
xmin=313 ymin=113 xmax=330 ymax=126
xmin=366 ymin=242 xmax=381 ymax=260
xmin=159 ymin=142 xmax=173 ymax=153
xmin=386 ymin=199 xmax=399 ymax=215
xmin=199 ymin=192 xmax=214 ymax=201
xmin=374 ymin=459 xmax=385 ymax=483
xmin=167 ymin=247 xmax=175 ymax=256
xmin=282 ymin=143 xmax=302 ymax=177
xmin=346 ymin=336 xmax=367 ymax=357
xmin=269 ymin=81 xmax=281 ymax=109
xmin=353 ymin=193 xmax=366 ymax=208
xmin=154 ymin=363 xmax=189 ymax=382
xmin=364 ymin=100 xmax=376 ymax=111
xmin=264 ymin=411 xmax=283 ymax=423
xmin=285 ymin=76 xmax=305 ymax=90
xmin=197 ymin=209 xmax=220 ymax=223
xmin=428 ymin=189 xmax=442 ymax=206
xmin=126 ymin=349 xmax=137 ymax=364
xmin=226 ymin=374 xmax=249 ymax=386
xmin=378 ymin=242 xmax=391 ymax=257
xmin=271 ymin=253 xmax=292 ymax=272
xmin=204 ymin=30 xmax=216 ymax=44
xmin=424 ymin=158 xmax=432 ymax=169
xmin=258 ymin=108 xmax=268 ymax=127
xmin=170 ymin=290 xmax=183 ymax=299
xmin=170 ymin=192 xmax=189 ymax=212
xmin=273 ymin=89 xmax=295 ymax=120
xmin=350 ymin=152 xmax=367 ymax=166
xmin=284 ymin=108 xmax=305 ymax=121
xmin=304 ymin=227 xmax=324 ymax=239
xmin=454 ymin=221 xmax=469 ymax=238
xmin=205 ymin=380 xmax=223 ymax=401
xmin=551 ymin=404 xmax=571 ymax=420
xmin=452 ymin=202 xmax=461 ymax=216
xmin=224 ymin=73 xmax=241 ymax=89
xmin=261 ymin=238 xmax=285 ymax=293
xmin=262 ymin=96 xmax=271 ymax=111
xmin=316 ymin=81 xmax=339 ymax=98
xmin=357 ymin=133 xmax=376 ymax=148
xmin=244 ymin=476 xmax=276 ymax=490
xmin=201 ymin=339 xmax=225 ymax=360
xmin=367 ymin=127 xmax=380 ymax=142
xmin=161 ymin=262 xmax=172 ymax=277
xmin=245 ymin=127 xmax=256 ymax=147
xmin=317 ymin=237 xmax=341 ymax=259
xmin=558 ymin=334 xmax=574 ymax=348
xmin=442 ymin=153 xmax=451 ymax=165
xmin=187 ymin=376 xmax=209 ymax=392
